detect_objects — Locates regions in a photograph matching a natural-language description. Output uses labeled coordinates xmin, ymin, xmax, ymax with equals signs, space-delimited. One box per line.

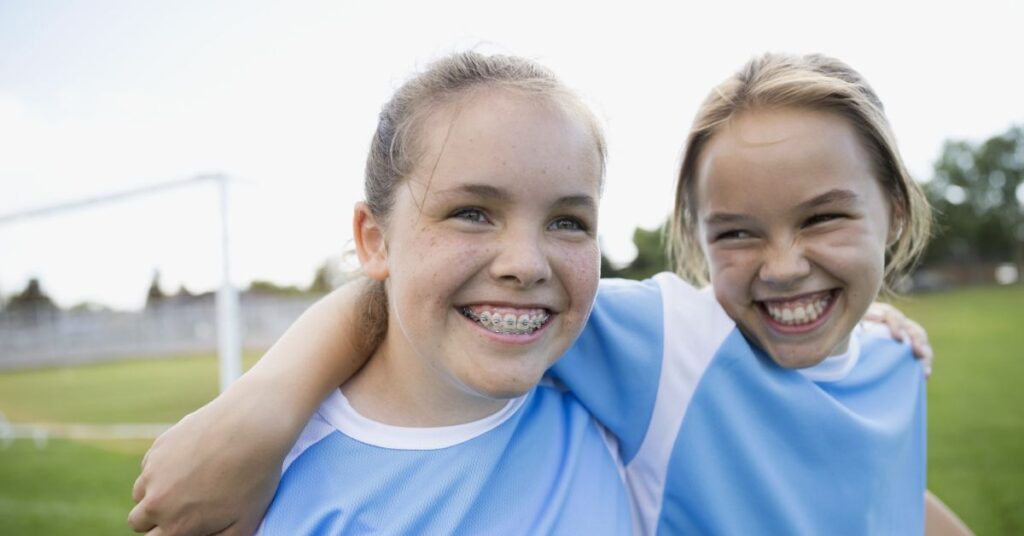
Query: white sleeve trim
xmin=625 ymin=273 xmax=736 ymax=536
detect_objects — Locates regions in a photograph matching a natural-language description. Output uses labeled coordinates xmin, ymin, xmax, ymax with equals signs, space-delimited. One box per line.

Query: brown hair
xmin=668 ymin=52 xmax=931 ymax=291
xmin=364 ymin=51 xmax=606 ymax=222
xmin=359 ymin=51 xmax=607 ymax=341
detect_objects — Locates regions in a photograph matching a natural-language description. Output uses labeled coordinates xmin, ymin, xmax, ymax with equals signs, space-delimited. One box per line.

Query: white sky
xmin=1 ymin=0 xmax=1022 ymax=309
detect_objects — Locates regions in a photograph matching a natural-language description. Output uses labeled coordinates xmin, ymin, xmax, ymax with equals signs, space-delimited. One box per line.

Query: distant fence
xmin=911 ymin=262 xmax=1021 ymax=291
xmin=0 ymin=293 xmax=321 ymax=370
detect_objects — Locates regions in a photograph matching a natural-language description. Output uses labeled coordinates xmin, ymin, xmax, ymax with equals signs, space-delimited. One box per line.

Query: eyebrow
xmin=703 ymin=188 xmax=860 ymax=226
xmin=703 ymin=212 xmax=751 ymax=227
xmin=433 ymin=184 xmax=511 ymax=202
xmin=432 ymin=184 xmax=598 ymax=211
xmin=796 ymin=188 xmax=859 ymax=211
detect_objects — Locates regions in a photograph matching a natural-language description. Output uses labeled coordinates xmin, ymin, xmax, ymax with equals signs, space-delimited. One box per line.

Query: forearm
xmin=128 ymin=278 xmax=379 ymax=535
xmin=242 ymin=277 xmax=377 ymax=421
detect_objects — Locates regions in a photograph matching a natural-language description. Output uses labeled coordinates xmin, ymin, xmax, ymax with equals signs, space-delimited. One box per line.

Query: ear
xmin=353 ymin=202 xmax=389 ymax=281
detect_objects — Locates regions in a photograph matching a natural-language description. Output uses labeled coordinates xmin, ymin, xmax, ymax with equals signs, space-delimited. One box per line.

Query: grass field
xmin=0 ymin=353 xmax=262 ymax=535
xmin=1 ymin=285 xmax=1022 ymax=535
xmin=891 ymin=285 xmax=1024 ymax=534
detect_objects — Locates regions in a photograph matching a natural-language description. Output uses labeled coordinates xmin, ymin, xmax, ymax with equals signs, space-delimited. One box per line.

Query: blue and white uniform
xmin=550 ymin=273 xmax=927 ymax=535
xmin=258 ymin=383 xmax=632 ymax=535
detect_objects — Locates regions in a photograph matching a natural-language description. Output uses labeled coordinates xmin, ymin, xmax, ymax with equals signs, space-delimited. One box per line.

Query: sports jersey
xmin=550 ymin=272 xmax=927 ymax=535
xmin=258 ymin=382 xmax=632 ymax=535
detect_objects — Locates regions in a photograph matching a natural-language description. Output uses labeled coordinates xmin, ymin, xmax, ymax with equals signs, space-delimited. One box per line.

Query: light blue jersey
xmin=550 ymin=273 xmax=927 ymax=535
xmin=259 ymin=383 xmax=632 ymax=535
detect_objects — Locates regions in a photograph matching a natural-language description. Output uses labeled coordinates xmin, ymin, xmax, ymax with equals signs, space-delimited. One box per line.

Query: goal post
xmin=0 ymin=174 xmax=242 ymax=392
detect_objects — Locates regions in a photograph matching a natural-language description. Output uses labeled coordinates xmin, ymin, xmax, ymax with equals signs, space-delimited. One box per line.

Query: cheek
xmin=555 ymin=241 xmax=600 ymax=304
xmin=812 ymin=226 xmax=887 ymax=272
xmin=804 ymin=229 xmax=887 ymax=300
xmin=391 ymin=229 xmax=490 ymax=303
xmin=707 ymin=248 xmax=756 ymax=294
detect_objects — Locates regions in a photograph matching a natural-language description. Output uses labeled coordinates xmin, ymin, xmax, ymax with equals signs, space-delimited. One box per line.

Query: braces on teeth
xmin=461 ymin=308 xmax=550 ymax=335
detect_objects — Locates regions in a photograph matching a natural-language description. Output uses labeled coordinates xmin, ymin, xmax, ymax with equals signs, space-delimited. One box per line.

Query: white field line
xmin=0 ymin=421 xmax=171 ymax=447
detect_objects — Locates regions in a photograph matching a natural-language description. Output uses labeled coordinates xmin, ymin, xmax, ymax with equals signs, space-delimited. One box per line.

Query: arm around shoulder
xmin=128 ymin=278 xmax=380 ymax=535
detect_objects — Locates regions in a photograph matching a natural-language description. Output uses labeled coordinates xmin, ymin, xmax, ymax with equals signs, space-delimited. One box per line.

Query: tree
xmin=248 ymin=280 xmax=304 ymax=295
xmin=602 ymin=222 xmax=671 ymax=281
xmin=7 ymin=277 xmax=57 ymax=311
xmin=923 ymin=125 xmax=1024 ymax=268
xmin=145 ymin=269 xmax=165 ymax=307
xmin=308 ymin=257 xmax=354 ymax=293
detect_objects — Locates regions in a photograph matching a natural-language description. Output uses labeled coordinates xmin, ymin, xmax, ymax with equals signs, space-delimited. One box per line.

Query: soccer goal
xmin=0 ymin=174 xmax=241 ymax=392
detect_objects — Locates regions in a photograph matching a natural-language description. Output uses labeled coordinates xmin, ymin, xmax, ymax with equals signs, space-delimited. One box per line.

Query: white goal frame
xmin=0 ymin=174 xmax=241 ymax=392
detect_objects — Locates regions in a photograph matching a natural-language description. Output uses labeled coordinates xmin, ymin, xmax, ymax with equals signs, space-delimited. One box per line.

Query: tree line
xmin=3 ymin=124 xmax=1020 ymax=310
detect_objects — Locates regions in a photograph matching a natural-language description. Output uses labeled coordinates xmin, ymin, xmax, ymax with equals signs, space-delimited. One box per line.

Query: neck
xmin=341 ymin=334 xmax=510 ymax=427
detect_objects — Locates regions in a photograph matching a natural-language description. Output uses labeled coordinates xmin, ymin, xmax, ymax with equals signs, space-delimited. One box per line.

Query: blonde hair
xmin=359 ymin=51 xmax=606 ymax=341
xmin=668 ymin=52 xmax=931 ymax=290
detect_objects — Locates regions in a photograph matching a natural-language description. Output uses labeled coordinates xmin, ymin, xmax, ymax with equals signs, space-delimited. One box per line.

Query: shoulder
xmin=651 ymin=273 xmax=729 ymax=319
xmin=280 ymin=410 xmax=341 ymax=475
xmin=591 ymin=272 xmax=727 ymax=329
xmin=583 ymin=275 xmax=667 ymax=344
xmin=595 ymin=272 xmax=706 ymax=302
xmin=531 ymin=380 xmax=595 ymax=418
xmin=842 ymin=322 xmax=923 ymax=387
xmin=857 ymin=321 xmax=916 ymax=362
xmin=595 ymin=275 xmax=662 ymax=308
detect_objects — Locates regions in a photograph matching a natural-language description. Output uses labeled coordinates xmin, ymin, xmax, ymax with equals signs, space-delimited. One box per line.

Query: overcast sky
xmin=2 ymin=0 xmax=1022 ymax=309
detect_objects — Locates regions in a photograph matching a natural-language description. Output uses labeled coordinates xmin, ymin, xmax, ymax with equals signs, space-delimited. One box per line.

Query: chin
xmin=740 ymin=325 xmax=835 ymax=370
xmin=469 ymin=370 xmax=545 ymax=400
xmin=738 ymin=306 xmax=851 ymax=370
xmin=761 ymin=345 xmax=830 ymax=369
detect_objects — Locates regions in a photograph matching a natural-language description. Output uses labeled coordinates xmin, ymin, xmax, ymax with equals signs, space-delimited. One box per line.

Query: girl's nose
xmin=758 ymin=242 xmax=811 ymax=288
xmin=490 ymin=232 xmax=552 ymax=288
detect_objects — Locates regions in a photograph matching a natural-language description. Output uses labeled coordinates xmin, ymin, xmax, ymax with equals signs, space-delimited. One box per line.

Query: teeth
xmin=461 ymin=307 xmax=551 ymax=335
xmin=763 ymin=294 xmax=831 ymax=326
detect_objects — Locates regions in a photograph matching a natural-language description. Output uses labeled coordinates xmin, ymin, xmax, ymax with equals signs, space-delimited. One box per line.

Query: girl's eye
xmin=451 ymin=208 xmax=490 ymax=224
xmin=548 ymin=217 xmax=588 ymax=232
xmin=804 ymin=213 xmax=845 ymax=227
xmin=714 ymin=229 xmax=752 ymax=241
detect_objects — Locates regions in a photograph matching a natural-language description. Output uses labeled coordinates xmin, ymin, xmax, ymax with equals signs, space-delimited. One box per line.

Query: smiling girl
xmin=200 ymin=52 xmax=631 ymax=535
xmin=131 ymin=53 xmax=934 ymax=535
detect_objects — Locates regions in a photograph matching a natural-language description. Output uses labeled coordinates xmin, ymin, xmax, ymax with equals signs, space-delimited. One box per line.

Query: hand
xmin=865 ymin=302 xmax=934 ymax=378
xmin=127 ymin=380 xmax=291 ymax=536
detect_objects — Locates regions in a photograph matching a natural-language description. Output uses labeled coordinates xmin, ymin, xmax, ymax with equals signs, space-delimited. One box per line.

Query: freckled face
xmin=695 ymin=107 xmax=894 ymax=368
xmin=378 ymin=89 xmax=602 ymax=401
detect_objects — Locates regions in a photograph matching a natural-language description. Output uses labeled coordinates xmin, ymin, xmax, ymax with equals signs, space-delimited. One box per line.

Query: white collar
xmin=796 ymin=324 xmax=862 ymax=383
xmin=317 ymin=388 xmax=528 ymax=450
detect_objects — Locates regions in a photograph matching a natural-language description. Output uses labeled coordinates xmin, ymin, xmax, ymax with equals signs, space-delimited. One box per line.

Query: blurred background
xmin=1 ymin=1 xmax=1021 ymax=534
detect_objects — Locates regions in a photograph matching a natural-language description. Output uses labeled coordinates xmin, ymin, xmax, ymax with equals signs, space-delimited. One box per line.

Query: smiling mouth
xmin=757 ymin=290 xmax=837 ymax=328
xmin=459 ymin=306 xmax=552 ymax=336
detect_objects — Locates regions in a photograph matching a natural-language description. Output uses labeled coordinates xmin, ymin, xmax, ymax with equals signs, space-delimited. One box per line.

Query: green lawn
xmin=0 ymin=286 xmax=1022 ymax=535
xmin=0 ymin=439 xmax=147 ymax=535
xmin=0 ymin=352 xmax=261 ymax=536
xmin=890 ymin=285 xmax=1024 ymax=535
xmin=0 ymin=352 xmax=260 ymax=424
